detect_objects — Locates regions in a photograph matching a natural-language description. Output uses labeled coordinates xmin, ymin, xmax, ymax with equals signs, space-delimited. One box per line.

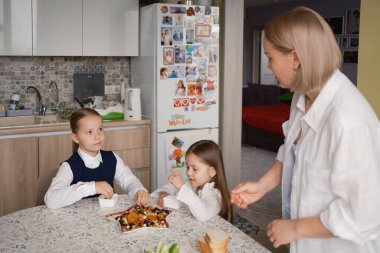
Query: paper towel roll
xmin=124 ymin=88 xmax=142 ymax=121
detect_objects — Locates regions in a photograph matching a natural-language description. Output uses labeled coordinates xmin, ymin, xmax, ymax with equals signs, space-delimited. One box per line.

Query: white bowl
xmin=98 ymin=194 xmax=118 ymax=207
xmin=163 ymin=196 xmax=180 ymax=210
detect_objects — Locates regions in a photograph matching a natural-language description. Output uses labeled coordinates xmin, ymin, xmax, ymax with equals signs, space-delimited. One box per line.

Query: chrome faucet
xmin=26 ymin=86 xmax=46 ymax=115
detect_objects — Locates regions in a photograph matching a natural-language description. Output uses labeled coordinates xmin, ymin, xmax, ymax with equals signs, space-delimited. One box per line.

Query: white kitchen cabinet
xmin=83 ymin=0 xmax=138 ymax=56
xmin=32 ymin=0 xmax=82 ymax=56
xmin=0 ymin=0 xmax=32 ymax=55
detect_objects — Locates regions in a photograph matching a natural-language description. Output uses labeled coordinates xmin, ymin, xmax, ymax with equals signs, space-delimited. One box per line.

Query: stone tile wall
xmin=0 ymin=56 xmax=130 ymax=111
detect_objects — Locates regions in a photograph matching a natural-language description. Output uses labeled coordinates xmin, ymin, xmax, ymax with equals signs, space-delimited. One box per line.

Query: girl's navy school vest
xmin=66 ymin=150 xmax=117 ymax=198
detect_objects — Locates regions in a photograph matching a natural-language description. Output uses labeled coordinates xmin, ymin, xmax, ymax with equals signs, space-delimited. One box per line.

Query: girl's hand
xmin=168 ymin=170 xmax=185 ymax=190
xmin=134 ymin=190 xmax=151 ymax=205
xmin=95 ymin=181 xmax=114 ymax=199
xmin=267 ymin=219 xmax=299 ymax=248
xmin=230 ymin=181 xmax=265 ymax=208
xmin=157 ymin=191 xmax=169 ymax=207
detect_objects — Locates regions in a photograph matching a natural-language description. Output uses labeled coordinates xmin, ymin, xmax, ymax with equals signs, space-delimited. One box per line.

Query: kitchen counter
xmin=0 ymin=194 xmax=270 ymax=253
xmin=0 ymin=117 xmax=151 ymax=137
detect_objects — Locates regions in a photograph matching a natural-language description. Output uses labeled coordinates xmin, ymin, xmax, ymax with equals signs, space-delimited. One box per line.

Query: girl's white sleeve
xmin=176 ymin=182 xmax=221 ymax=222
xmin=44 ymin=162 xmax=96 ymax=209
xmin=113 ymin=152 xmax=147 ymax=199
xmin=150 ymin=183 xmax=178 ymax=197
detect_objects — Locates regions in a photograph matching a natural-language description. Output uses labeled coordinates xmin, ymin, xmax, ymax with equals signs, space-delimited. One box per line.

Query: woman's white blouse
xmin=44 ymin=148 xmax=147 ymax=209
xmin=276 ymin=70 xmax=380 ymax=253
xmin=151 ymin=181 xmax=222 ymax=222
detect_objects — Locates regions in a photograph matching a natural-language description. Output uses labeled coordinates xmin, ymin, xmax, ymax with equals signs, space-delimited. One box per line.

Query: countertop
xmin=0 ymin=194 xmax=270 ymax=253
xmin=0 ymin=117 xmax=151 ymax=136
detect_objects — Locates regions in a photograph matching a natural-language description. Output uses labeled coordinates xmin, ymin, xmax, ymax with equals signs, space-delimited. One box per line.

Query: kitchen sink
xmin=0 ymin=114 xmax=61 ymax=127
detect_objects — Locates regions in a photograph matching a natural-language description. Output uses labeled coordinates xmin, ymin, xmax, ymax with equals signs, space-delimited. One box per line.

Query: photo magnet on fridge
xmin=162 ymin=16 xmax=173 ymax=26
xmin=171 ymin=137 xmax=184 ymax=149
xmin=161 ymin=27 xmax=173 ymax=46
xmin=163 ymin=47 xmax=174 ymax=65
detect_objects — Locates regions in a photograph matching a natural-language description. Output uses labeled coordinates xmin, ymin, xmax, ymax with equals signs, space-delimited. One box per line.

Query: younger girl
xmin=45 ymin=108 xmax=150 ymax=209
xmin=152 ymin=140 xmax=232 ymax=222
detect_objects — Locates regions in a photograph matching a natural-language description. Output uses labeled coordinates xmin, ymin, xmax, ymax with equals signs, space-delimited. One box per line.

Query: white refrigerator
xmin=131 ymin=3 xmax=220 ymax=189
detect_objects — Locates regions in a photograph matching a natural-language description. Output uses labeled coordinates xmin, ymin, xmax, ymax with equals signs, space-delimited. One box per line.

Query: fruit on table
xmin=145 ymin=241 xmax=180 ymax=253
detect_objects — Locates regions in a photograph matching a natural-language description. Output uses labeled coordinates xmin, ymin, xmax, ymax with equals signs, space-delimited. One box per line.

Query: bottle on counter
xmin=8 ymin=93 xmax=20 ymax=110
xmin=120 ymin=82 xmax=126 ymax=105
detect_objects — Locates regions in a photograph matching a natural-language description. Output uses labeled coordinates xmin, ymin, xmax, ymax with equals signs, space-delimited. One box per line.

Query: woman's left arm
xmin=267 ymin=216 xmax=333 ymax=248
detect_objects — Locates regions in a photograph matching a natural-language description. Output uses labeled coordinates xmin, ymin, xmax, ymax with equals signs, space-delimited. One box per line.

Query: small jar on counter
xmin=8 ymin=93 xmax=20 ymax=110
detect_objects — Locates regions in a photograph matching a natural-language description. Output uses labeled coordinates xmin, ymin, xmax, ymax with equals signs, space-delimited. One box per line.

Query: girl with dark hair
xmin=152 ymin=140 xmax=232 ymax=222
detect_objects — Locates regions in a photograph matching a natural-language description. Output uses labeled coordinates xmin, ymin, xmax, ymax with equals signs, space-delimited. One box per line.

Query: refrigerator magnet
xmin=175 ymin=80 xmax=186 ymax=96
xmin=161 ymin=27 xmax=173 ymax=46
xmin=187 ymin=84 xmax=197 ymax=96
xmin=184 ymin=16 xmax=195 ymax=28
xmin=174 ymin=15 xmax=184 ymax=26
xmin=170 ymin=6 xmax=186 ymax=14
xmin=195 ymin=84 xmax=203 ymax=96
xmin=171 ymin=137 xmax=184 ymax=149
xmin=186 ymin=7 xmax=195 ymax=16
xmin=175 ymin=46 xmax=186 ymax=64
xmin=163 ymin=47 xmax=174 ymax=65
xmin=190 ymin=98 xmax=196 ymax=104
xmin=182 ymin=98 xmax=190 ymax=107
xmin=194 ymin=6 xmax=201 ymax=14
xmin=186 ymin=29 xmax=195 ymax=44
xmin=172 ymin=27 xmax=184 ymax=46
xmin=160 ymin=5 xmax=168 ymax=13
xmin=208 ymin=47 xmax=218 ymax=63
xmin=169 ymin=66 xmax=184 ymax=79
xmin=195 ymin=24 xmax=211 ymax=38
xmin=195 ymin=14 xmax=205 ymax=24
xmin=208 ymin=65 xmax=217 ymax=80
xmin=197 ymin=96 xmax=205 ymax=104
xmin=205 ymin=6 xmax=211 ymax=16
xmin=160 ymin=67 xmax=169 ymax=80
xmin=162 ymin=16 xmax=173 ymax=26
xmin=173 ymin=99 xmax=181 ymax=108
xmin=196 ymin=75 xmax=207 ymax=84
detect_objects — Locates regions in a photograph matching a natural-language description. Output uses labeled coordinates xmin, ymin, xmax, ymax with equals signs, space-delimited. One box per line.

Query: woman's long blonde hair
xmin=264 ymin=6 xmax=342 ymax=93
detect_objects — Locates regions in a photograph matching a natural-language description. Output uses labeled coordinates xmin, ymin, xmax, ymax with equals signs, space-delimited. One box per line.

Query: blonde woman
xmin=231 ymin=7 xmax=380 ymax=253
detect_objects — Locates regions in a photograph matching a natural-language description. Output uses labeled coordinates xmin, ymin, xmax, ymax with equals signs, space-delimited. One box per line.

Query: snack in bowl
xmin=107 ymin=205 xmax=171 ymax=232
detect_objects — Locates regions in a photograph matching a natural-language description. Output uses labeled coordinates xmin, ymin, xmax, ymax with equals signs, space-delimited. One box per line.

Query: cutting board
xmin=73 ymin=73 xmax=105 ymax=102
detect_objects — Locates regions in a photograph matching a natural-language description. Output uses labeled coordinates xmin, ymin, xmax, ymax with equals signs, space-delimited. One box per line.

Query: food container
xmin=98 ymin=194 xmax=118 ymax=207
xmin=163 ymin=196 xmax=180 ymax=209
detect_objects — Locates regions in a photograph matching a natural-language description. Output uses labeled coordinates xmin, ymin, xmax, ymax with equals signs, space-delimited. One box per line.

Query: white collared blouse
xmin=44 ymin=148 xmax=147 ymax=209
xmin=276 ymin=70 xmax=380 ymax=253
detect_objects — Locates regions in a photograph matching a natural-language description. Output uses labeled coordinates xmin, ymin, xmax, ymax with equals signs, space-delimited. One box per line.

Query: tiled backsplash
xmin=0 ymin=56 xmax=130 ymax=110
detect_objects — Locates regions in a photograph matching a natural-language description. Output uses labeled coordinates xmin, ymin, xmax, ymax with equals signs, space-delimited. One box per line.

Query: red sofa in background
xmin=242 ymin=83 xmax=291 ymax=152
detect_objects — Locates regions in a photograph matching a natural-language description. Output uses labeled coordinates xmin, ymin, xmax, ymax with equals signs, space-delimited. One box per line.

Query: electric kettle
xmin=124 ymin=88 xmax=142 ymax=120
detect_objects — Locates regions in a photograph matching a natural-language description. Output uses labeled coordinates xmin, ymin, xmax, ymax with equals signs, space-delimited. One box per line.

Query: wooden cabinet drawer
xmin=113 ymin=148 xmax=150 ymax=169
xmin=104 ymin=127 xmax=150 ymax=150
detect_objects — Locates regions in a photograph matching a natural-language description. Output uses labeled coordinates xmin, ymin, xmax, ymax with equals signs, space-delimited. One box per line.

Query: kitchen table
xmin=0 ymin=194 xmax=270 ymax=253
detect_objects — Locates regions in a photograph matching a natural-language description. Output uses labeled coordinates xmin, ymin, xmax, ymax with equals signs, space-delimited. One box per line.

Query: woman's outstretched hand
xmin=230 ymin=181 xmax=266 ymax=208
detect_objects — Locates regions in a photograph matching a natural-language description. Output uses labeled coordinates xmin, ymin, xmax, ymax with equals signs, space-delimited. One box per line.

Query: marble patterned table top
xmin=0 ymin=194 xmax=270 ymax=253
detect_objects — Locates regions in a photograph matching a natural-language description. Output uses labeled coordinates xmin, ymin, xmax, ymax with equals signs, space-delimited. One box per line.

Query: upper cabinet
xmin=83 ymin=0 xmax=138 ymax=56
xmin=32 ymin=0 xmax=82 ymax=56
xmin=0 ymin=0 xmax=33 ymax=56
xmin=1 ymin=0 xmax=139 ymax=56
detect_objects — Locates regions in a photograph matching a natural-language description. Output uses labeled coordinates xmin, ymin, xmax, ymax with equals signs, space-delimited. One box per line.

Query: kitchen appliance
xmin=124 ymin=88 xmax=142 ymax=120
xmin=73 ymin=73 xmax=104 ymax=103
xmin=132 ymin=3 xmax=220 ymax=189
